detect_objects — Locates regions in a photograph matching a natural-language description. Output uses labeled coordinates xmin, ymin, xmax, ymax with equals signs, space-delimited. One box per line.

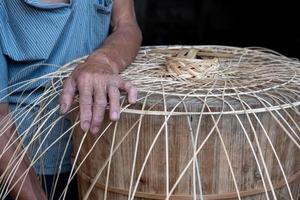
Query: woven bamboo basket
xmin=71 ymin=46 xmax=300 ymax=200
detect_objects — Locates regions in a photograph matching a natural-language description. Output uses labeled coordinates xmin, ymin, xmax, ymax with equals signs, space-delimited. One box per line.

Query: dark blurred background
xmin=134 ymin=0 xmax=300 ymax=58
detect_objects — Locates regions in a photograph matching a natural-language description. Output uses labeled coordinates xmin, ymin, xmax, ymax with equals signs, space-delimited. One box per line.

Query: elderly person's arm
xmin=0 ymin=104 xmax=47 ymax=200
xmin=60 ymin=0 xmax=142 ymax=134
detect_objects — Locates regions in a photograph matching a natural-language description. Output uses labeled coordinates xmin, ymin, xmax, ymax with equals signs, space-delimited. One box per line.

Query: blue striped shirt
xmin=0 ymin=0 xmax=112 ymax=174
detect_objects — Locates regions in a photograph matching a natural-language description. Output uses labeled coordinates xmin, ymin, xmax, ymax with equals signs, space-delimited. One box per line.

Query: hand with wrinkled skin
xmin=0 ymin=0 xmax=141 ymax=199
xmin=59 ymin=57 xmax=137 ymax=134
xmin=59 ymin=0 xmax=142 ymax=134
xmin=0 ymin=105 xmax=47 ymax=200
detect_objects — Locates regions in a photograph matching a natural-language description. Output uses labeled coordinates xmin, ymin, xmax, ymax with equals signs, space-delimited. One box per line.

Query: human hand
xmin=59 ymin=55 xmax=137 ymax=134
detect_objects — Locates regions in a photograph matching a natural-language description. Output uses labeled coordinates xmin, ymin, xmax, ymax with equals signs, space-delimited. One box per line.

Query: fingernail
xmin=91 ymin=126 xmax=100 ymax=134
xmin=111 ymin=111 xmax=119 ymax=121
xmin=60 ymin=104 xmax=67 ymax=114
xmin=82 ymin=122 xmax=90 ymax=132
xmin=129 ymin=97 xmax=137 ymax=104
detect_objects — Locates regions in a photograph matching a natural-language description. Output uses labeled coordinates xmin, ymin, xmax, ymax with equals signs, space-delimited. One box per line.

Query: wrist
xmin=88 ymin=51 xmax=120 ymax=74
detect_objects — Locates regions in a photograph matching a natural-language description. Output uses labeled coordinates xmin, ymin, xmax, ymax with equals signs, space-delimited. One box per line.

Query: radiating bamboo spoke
xmin=1 ymin=46 xmax=299 ymax=200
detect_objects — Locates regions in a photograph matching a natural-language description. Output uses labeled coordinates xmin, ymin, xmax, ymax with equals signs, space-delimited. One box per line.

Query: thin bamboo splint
xmin=1 ymin=45 xmax=300 ymax=200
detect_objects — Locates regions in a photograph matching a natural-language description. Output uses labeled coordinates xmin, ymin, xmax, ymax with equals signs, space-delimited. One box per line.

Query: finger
xmin=78 ymin=80 xmax=93 ymax=132
xmin=90 ymin=87 xmax=107 ymax=134
xmin=119 ymin=80 xmax=137 ymax=104
xmin=107 ymin=84 xmax=120 ymax=121
xmin=59 ymin=77 xmax=76 ymax=114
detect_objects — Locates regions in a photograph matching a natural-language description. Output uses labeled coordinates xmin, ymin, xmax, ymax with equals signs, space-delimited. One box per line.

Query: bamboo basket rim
xmin=63 ymin=45 xmax=300 ymax=116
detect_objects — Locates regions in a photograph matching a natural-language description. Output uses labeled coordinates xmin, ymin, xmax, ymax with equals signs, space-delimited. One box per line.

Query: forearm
xmin=0 ymin=104 xmax=46 ymax=200
xmin=59 ymin=0 xmax=141 ymax=133
xmin=89 ymin=19 xmax=142 ymax=74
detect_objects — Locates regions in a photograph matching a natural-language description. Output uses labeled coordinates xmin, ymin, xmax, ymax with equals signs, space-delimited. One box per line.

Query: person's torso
xmin=0 ymin=0 xmax=113 ymax=104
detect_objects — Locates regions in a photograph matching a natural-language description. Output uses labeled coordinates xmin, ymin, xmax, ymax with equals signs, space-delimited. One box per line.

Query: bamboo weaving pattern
xmin=1 ymin=45 xmax=300 ymax=200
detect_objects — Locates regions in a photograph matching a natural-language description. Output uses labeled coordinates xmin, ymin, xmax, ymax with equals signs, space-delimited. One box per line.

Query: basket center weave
xmin=164 ymin=48 xmax=242 ymax=81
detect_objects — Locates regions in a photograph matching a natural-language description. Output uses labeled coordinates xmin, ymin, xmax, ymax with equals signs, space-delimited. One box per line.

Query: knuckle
xmin=112 ymin=75 xmax=121 ymax=81
xmin=125 ymin=81 xmax=133 ymax=89
xmin=81 ymin=102 xmax=92 ymax=107
xmin=80 ymin=88 xmax=93 ymax=96
xmin=94 ymin=100 xmax=107 ymax=107
xmin=76 ymin=72 xmax=92 ymax=82
xmin=81 ymin=112 xmax=92 ymax=120
xmin=79 ymin=93 xmax=92 ymax=101
xmin=92 ymin=117 xmax=103 ymax=125
xmin=81 ymin=104 xmax=92 ymax=110
xmin=109 ymin=87 xmax=120 ymax=95
xmin=107 ymin=76 xmax=120 ymax=85
xmin=80 ymin=92 xmax=93 ymax=98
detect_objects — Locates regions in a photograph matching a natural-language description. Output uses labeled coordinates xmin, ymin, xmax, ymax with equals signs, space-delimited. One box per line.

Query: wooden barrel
xmin=71 ymin=46 xmax=300 ymax=200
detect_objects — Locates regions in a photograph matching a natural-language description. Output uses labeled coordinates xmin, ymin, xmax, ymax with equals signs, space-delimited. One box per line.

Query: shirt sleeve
xmin=0 ymin=45 xmax=8 ymax=103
